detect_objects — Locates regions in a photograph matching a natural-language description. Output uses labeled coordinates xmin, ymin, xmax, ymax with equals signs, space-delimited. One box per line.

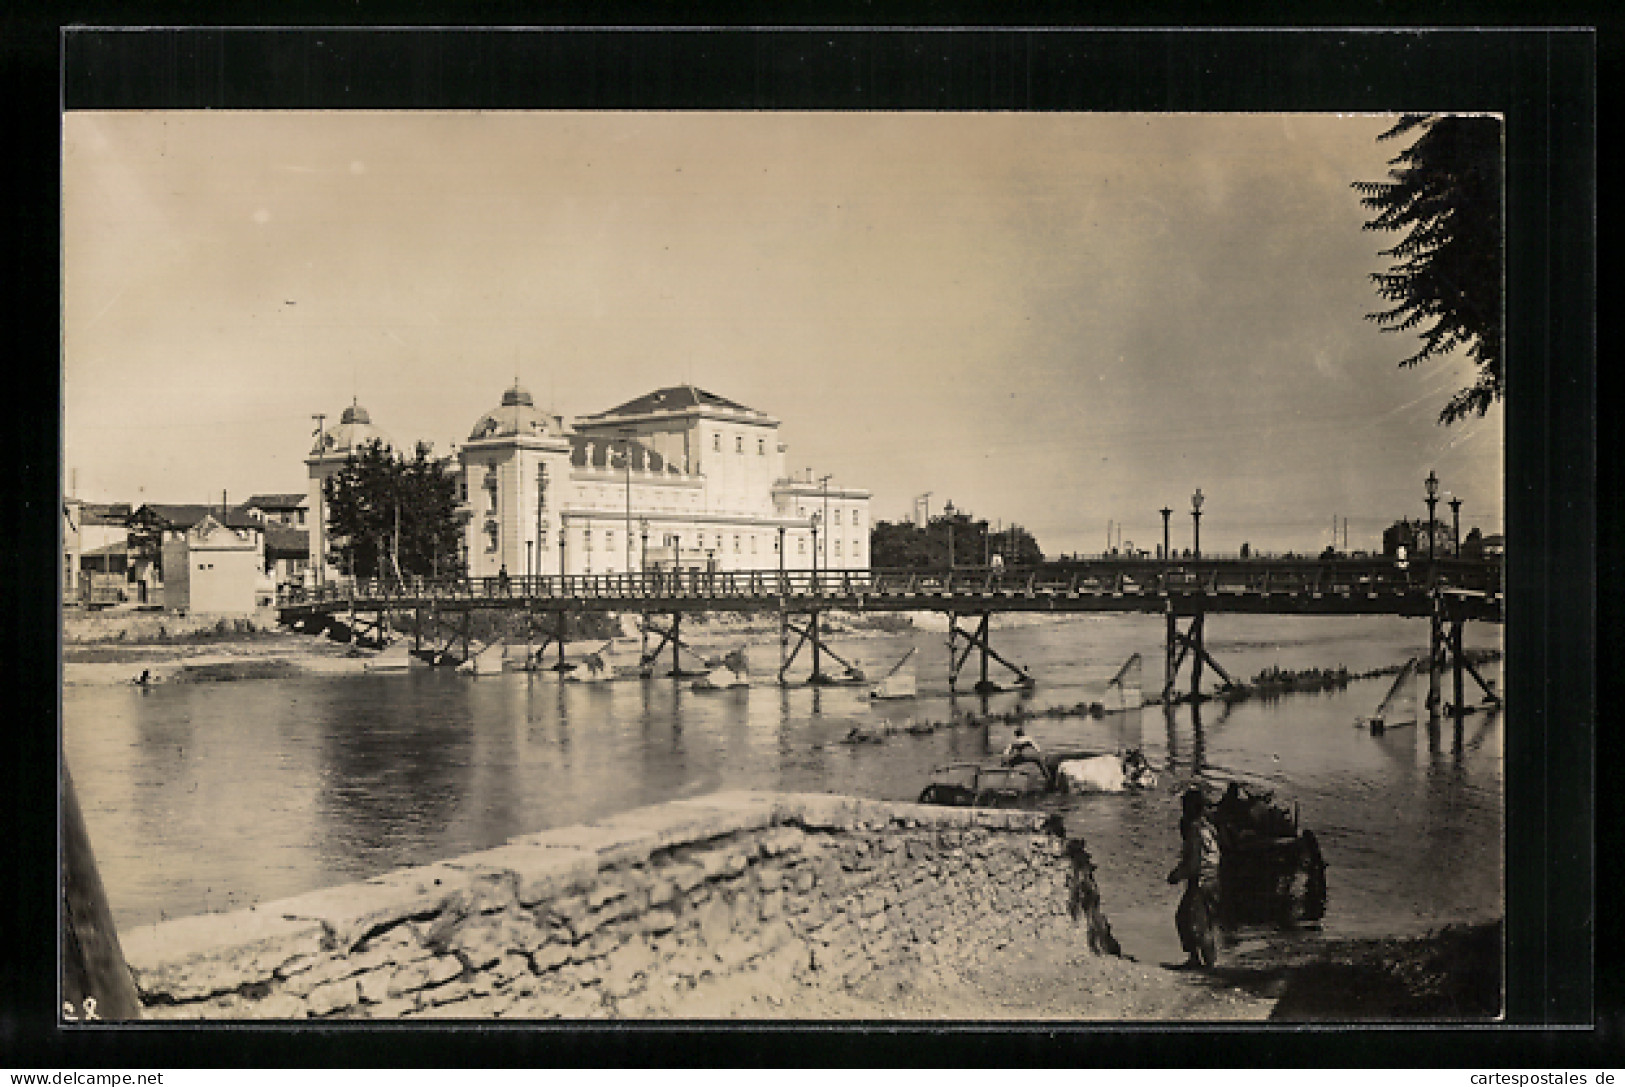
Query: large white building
xmin=307 ymin=384 xmax=870 ymax=581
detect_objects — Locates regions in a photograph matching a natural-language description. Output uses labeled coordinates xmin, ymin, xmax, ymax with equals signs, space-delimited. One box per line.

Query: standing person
xmin=497 ymin=564 xmax=511 ymax=596
xmin=1167 ymin=786 xmax=1221 ymax=969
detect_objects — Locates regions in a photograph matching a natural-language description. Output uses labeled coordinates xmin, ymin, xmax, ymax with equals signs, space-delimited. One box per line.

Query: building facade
xmin=160 ymin=513 xmax=272 ymax=615
xmin=307 ymin=384 xmax=871 ymax=581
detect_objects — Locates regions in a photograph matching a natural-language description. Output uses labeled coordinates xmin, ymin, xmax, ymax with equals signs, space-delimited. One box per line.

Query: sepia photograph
xmin=61 ymin=105 xmax=1509 ymax=1024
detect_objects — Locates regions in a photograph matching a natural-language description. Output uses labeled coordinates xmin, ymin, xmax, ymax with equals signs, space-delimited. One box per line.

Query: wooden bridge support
xmin=946 ymin=612 xmax=1034 ymax=694
xmin=778 ymin=610 xmax=863 ymax=685
xmin=637 ymin=614 xmax=706 ymax=677
xmin=1161 ymin=607 xmax=1236 ymax=702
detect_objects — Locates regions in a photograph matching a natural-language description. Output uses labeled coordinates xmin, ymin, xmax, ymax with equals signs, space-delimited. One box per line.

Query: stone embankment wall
xmin=119 ymin=791 xmax=1110 ymax=1019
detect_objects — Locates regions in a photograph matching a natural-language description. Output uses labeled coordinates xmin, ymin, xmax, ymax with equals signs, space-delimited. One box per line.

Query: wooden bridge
xmin=278 ymin=557 xmax=1502 ymax=704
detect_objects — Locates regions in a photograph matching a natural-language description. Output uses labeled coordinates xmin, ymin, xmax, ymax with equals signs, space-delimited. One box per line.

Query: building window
xmin=606 ymin=530 xmax=615 ymax=552
xmin=757 ymin=438 xmax=765 ymax=455
xmin=750 ymin=536 xmax=758 ymax=554
xmin=485 ymin=522 xmax=499 ymax=552
xmin=733 ymin=535 xmax=740 ymax=553
xmin=584 ymin=528 xmax=592 ymax=551
xmin=772 ymin=535 xmax=779 ymax=552
xmin=853 ymin=539 xmax=862 ymax=561
xmin=735 ymin=435 xmax=743 ymax=453
xmin=713 ymin=434 xmax=721 ymax=452
xmin=835 ymin=540 xmax=842 ymax=557
xmin=835 ymin=509 xmax=842 ymax=526
xmin=798 ymin=538 xmax=806 ymax=555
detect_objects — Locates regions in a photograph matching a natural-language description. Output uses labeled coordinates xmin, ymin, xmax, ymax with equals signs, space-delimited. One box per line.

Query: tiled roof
xmin=588 ymin=385 xmax=757 ymax=419
xmin=80 ymin=502 xmax=133 ymax=524
xmin=134 ymin=504 xmax=262 ymax=531
xmin=245 ymin=493 xmax=307 ymax=510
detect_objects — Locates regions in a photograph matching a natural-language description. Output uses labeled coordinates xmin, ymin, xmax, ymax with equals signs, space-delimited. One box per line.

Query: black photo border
xmin=10 ymin=15 xmax=1600 ymax=1069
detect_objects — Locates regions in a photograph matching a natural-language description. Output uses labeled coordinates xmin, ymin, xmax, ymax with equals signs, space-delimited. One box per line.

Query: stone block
xmin=242 ymin=990 xmax=307 ymax=1020
xmin=529 ymin=942 xmax=570 ymax=974
xmin=306 ymin=978 xmax=359 ymax=1018
xmin=642 ymin=909 xmax=679 ymax=936
xmin=357 ymin=967 xmax=394 ymax=1005
xmin=278 ymin=863 xmax=484 ymax=950
xmin=122 ymin=911 xmax=330 ymax=1003
xmin=662 ymin=862 xmax=707 ymax=894
xmin=421 ymin=979 xmax=478 ymax=1008
xmin=446 ymin=913 xmax=551 ymax=970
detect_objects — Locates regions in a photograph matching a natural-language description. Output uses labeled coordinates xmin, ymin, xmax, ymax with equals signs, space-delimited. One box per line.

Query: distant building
xmin=242 ymin=493 xmax=309 ymax=528
xmin=305 ymin=402 xmax=394 ymax=586
xmin=305 ymin=384 xmax=871 ymax=581
xmin=131 ymin=503 xmax=268 ymax=609
xmin=1381 ymin=517 xmax=1455 ymax=558
xmin=160 ymin=513 xmax=272 ymax=615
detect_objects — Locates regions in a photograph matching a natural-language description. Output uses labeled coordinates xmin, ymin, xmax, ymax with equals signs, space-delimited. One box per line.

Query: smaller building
xmin=160 ymin=513 xmax=272 ymax=615
xmin=243 ymin=493 xmax=310 ymax=529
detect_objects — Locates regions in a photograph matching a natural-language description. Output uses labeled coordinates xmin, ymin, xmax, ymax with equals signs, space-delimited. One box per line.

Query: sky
xmin=62 ymin=111 xmax=1503 ymax=556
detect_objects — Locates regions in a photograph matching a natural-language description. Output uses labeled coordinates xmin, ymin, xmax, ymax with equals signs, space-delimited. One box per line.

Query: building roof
xmin=311 ymin=400 xmax=393 ymax=457
xmin=244 ymin=493 xmax=308 ymax=510
xmin=133 ymin=504 xmax=263 ymax=532
xmin=579 ymin=385 xmax=770 ymax=423
xmin=467 ymin=383 xmax=568 ymax=443
xmin=263 ymin=524 xmax=309 ymax=557
xmin=80 ymin=502 xmax=133 ymax=524
xmin=568 ymin=434 xmax=682 ymax=475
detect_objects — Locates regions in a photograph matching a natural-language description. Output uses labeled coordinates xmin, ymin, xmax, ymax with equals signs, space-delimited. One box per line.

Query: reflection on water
xmin=65 ymin=614 xmax=1501 ymax=964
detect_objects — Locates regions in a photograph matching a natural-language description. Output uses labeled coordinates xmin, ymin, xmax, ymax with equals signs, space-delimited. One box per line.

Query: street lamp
xmin=777 ymin=524 xmax=786 ymax=582
xmin=1447 ymin=496 xmax=1462 ymax=556
xmin=1424 ymin=471 xmax=1440 ymax=562
xmin=558 ymin=514 xmax=567 ymax=579
xmin=1159 ymin=506 xmax=1172 ymax=561
xmin=639 ymin=518 xmax=650 ymax=573
xmin=1191 ymin=489 xmax=1204 ymax=559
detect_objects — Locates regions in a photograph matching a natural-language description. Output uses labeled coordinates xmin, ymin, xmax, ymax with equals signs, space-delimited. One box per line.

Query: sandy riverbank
xmin=60 ymin=606 xmax=944 ymax=686
xmin=610 ymin=919 xmax=1500 ymax=1020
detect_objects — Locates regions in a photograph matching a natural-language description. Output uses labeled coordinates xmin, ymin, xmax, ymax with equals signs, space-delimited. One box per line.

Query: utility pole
xmin=819 ymin=474 xmax=832 ymax=569
xmin=311 ymin=413 xmax=327 ymax=589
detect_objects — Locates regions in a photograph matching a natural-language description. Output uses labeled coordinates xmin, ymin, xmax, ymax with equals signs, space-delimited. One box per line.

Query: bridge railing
xmin=278 ymin=557 xmax=1501 ymax=608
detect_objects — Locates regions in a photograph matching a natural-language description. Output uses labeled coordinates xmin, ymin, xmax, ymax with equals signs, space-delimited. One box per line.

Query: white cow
xmin=1056 ymin=749 xmax=1159 ymax=794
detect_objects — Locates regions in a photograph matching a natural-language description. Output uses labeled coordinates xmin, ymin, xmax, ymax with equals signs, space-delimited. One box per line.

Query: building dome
xmin=311 ymin=400 xmax=391 ymax=456
xmin=468 ymin=382 xmax=565 ymax=442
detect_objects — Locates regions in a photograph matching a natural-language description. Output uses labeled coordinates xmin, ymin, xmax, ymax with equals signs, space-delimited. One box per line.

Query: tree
xmin=323 ymin=439 xmax=463 ymax=580
xmin=1354 ymin=114 xmax=1503 ymax=424
xmin=868 ymin=507 xmax=1043 ymax=568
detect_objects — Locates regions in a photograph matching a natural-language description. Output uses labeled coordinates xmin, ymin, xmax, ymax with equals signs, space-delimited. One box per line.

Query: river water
xmin=64 ymin=613 xmax=1502 ymax=967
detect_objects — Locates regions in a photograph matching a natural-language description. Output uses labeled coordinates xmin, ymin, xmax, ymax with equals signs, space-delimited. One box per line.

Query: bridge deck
xmin=281 ymin=561 xmax=1503 ymax=624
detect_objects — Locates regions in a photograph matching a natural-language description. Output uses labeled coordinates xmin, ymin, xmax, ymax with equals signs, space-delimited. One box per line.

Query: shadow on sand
xmin=1178 ymin=920 xmax=1502 ymax=1021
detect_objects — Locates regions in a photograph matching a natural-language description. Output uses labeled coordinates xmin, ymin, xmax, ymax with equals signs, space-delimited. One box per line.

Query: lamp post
xmin=810 ymin=511 xmax=822 ymax=588
xmin=1191 ymin=489 xmax=1204 ymax=559
xmin=818 ymin=474 xmax=832 ymax=569
xmin=777 ymin=525 xmax=786 ymax=581
xmin=619 ymin=431 xmax=636 ymax=575
xmin=1448 ymin=496 xmax=1462 ymax=556
xmin=1159 ymin=506 xmax=1172 ymax=561
xmin=1424 ymin=470 xmax=1439 ymax=562
xmin=558 ymin=514 xmax=567 ymax=579
xmin=639 ymin=518 xmax=649 ymax=573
